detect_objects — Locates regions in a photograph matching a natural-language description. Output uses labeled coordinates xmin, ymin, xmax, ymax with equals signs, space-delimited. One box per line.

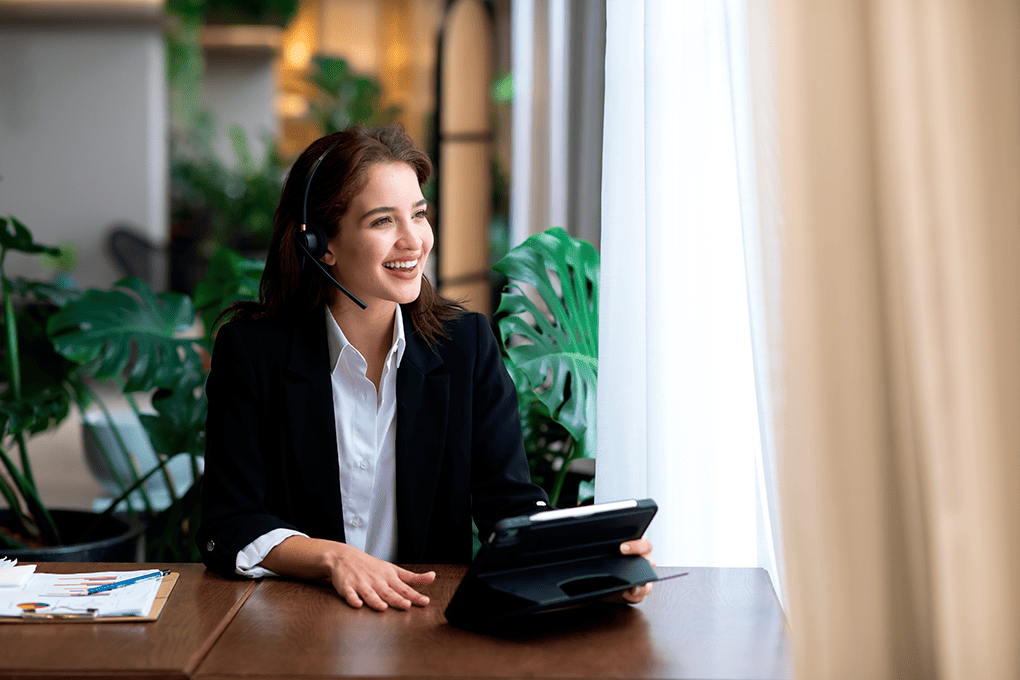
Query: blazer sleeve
xmin=197 ymin=322 xmax=301 ymax=578
xmin=467 ymin=313 xmax=550 ymax=534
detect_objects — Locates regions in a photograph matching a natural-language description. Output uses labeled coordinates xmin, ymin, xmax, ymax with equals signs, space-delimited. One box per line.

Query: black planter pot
xmin=0 ymin=510 xmax=145 ymax=562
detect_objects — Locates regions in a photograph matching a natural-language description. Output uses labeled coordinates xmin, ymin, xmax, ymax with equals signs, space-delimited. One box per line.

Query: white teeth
xmin=384 ymin=259 xmax=417 ymax=270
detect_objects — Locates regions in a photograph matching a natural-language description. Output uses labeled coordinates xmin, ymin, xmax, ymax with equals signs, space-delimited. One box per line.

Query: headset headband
xmin=302 ymin=140 xmax=341 ymax=227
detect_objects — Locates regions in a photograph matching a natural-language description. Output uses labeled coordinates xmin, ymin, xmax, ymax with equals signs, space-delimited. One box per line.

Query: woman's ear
xmin=320 ymin=248 xmax=336 ymax=266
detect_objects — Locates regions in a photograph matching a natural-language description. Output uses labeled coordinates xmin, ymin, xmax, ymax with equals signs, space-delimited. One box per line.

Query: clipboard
xmin=0 ymin=571 xmax=178 ymax=623
xmin=445 ymin=499 xmax=659 ymax=630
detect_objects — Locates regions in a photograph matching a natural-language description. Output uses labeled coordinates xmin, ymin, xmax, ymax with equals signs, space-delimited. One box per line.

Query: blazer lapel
xmin=395 ymin=306 xmax=450 ymax=562
xmin=283 ymin=311 xmax=346 ymax=542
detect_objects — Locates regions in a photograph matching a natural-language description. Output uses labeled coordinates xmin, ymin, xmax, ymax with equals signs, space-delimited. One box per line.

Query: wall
xmin=0 ymin=1 xmax=167 ymax=290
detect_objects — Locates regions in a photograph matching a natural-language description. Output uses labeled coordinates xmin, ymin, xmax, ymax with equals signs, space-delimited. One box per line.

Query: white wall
xmin=202 ymin=48 xmax=279 ymax=167
xmin=0 ymin=17 xmax=167 ymax=290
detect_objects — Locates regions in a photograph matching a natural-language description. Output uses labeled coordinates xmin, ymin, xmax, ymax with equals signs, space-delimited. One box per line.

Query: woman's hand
xmin=619 ymin=538 xmax=655 ymax=604
xmin=261 ymin=536 xmax=435 ymax=611
xmin=327 ymin=544 xmax=435 ymax=611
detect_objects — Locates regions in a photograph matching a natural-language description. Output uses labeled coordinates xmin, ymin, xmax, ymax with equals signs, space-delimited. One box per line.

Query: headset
xmin=295 ymin=140 xmax=367 ymax=309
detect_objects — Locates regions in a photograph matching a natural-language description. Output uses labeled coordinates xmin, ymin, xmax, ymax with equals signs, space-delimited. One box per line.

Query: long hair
xmin=225 ymin=126 xmax=464 ymax=343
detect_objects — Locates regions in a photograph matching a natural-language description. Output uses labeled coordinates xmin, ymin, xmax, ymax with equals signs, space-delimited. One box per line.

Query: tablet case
xmin=445 ymin=499 xmax=658 ymax=630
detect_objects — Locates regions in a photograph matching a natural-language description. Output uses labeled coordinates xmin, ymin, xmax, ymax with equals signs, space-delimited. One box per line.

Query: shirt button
xmin=206 ymin=539 xmax=216 ymax=552
xmin=359 ymin=460 xmax=368 ymax=470
xmin=351 ymin=517 xmax=362 ymax=527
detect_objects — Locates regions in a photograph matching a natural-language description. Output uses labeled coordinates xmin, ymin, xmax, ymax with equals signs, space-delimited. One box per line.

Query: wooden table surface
xmin=193 ymin=565 xmax=793 ymax=680
xmin=0 ymin=562 xmax=256 ymax=680
xmin=0 ymin=564 xmax=791 ymax=680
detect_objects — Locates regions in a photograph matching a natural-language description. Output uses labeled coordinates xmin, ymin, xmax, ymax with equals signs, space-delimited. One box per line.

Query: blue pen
xmin=86 ymin=570 xmax=169 ymax=595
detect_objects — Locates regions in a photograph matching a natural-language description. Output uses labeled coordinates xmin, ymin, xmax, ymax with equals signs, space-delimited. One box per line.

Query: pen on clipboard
xmin=86 ymin=570 xmax=169 ymax=595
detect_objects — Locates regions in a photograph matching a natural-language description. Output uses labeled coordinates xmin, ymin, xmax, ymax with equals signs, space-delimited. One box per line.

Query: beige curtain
xmin=774 ymin=1 xmax=1020 ymax=678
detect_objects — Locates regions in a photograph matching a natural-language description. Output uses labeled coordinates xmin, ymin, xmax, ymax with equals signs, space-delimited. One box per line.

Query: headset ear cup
xmin=298 ymin=222 xmax=329 ymax=260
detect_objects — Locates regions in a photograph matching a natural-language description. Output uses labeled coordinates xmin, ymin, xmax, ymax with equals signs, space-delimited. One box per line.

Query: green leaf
xmin=0 ymin=217 xmax=61 ymax=258
xmin=0 ymin=302 xmax=80 ymax=435
xmin=494 ymin=227 xmax=600 ymax=458
xmin=47 ymin=277 xmax=205 ymax=393
xmin=193 ymin=247 xmax=264 ymax=345
xmin=140 ymin=378 xmax=206 ymax=461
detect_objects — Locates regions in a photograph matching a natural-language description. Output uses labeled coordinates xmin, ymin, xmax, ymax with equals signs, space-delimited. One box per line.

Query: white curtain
xmin=597 ymin=0 xmax=784 ymax=604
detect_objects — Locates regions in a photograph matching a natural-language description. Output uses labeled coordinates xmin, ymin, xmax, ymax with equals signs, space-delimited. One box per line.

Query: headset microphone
xmin=296 ymin=140 xmax=367 ymax=310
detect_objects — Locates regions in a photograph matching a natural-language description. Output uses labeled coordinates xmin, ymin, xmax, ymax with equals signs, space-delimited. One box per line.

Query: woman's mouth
xmin=383 ymin=258 xmax=418 ymax=271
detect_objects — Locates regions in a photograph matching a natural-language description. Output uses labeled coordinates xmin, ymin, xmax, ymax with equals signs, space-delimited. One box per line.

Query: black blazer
xmin=197 ymin=306 xmax=548 ymax=577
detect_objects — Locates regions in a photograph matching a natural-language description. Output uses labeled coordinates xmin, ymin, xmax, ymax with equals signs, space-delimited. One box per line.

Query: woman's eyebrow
xmin=360 ymin=199 xmax=428 ymax=220
xmin=360 ymin=206 xmax=394 ymax=220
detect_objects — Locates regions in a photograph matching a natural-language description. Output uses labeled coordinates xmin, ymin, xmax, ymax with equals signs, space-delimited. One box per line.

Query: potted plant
xmin=0 ymin=213 xmax=262 ymax=561
xmin=494 ymin=227 xmax=600 ymax=507
xmin=0 ymin=216 xmax=146 ymax=559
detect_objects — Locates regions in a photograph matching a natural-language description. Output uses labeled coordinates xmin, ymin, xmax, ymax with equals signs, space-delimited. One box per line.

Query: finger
xmin=622 ymin=582 xmax=652 ymax=604
xmin=342 ymin=585 xmax=364 ymax=609
xmin=396 ymin=567 xmax=436 ymax=584
xmin=391 ymin=579 xmax=430 ymax=606
xmin=377 ymin=584 xmax=414 ymax=610
xmin=360 ymin=587 xmax=389 ymax=612
xmin=620 ymin=538 xmax=653 ymax=557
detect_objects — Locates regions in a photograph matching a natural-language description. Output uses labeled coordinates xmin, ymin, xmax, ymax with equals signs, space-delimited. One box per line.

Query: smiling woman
xmin=195 ymin=126 xmax=654 ymax=611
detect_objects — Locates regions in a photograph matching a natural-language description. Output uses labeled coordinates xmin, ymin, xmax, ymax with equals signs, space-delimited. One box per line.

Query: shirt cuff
xmin=235 ymin=528 xmax=307 ymax=578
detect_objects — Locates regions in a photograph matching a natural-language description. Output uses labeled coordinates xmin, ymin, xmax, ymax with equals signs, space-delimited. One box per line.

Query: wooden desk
xmin=193 ymin=566 xmax=792 ymax=680
xmin=0 ymin=562 xmax=256 ymax=680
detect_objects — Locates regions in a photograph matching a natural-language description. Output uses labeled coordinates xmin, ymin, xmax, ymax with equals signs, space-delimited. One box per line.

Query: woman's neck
xmin=329 ymin=300 xmax=399 ymax=386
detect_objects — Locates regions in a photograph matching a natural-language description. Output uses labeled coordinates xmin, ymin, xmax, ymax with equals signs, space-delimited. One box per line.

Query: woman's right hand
xmin=326 ymin=543 xmax=435 ymax=610
xmin=261 ymin=536 xmax=435 ymax=611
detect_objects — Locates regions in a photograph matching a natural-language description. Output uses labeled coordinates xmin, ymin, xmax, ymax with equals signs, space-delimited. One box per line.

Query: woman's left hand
xmin=619 ymin=538 xmax=655 ymax=604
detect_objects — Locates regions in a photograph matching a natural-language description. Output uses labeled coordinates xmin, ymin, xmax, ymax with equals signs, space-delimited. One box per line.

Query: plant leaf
xmin=140 ymin=378 xmax=206 ymax=461
xmin=193 ymin=246 xmax=264 ymax=345
xmin=0 ymin=217 xmax=61 ymax=258
xmin=47 ymin=277 xmax=205 ymax=393
xmin=494 ymin=227 xmax=600 ymax=458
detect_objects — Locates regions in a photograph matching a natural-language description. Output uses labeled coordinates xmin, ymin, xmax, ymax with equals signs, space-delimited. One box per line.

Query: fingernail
xmin=621 ymin=544 xmax=631 ymax=553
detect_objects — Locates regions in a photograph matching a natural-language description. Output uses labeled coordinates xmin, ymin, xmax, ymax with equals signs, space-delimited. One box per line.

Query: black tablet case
xmin=445 ymin=499 xmax=658 ymax=630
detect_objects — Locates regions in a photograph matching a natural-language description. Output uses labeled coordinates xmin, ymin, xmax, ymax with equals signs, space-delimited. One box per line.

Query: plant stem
xmin=80 ymin=386 xmax=155 ymax=516
xmin=0 ymin=465 xmax=33 ymax=534
xmin=549 ymin=437 xmax=584 ymax=508
xmin=80 ymin=453 xmax=187 ymax=543
xmin=124 ymin=391 xmax=179 ymax=504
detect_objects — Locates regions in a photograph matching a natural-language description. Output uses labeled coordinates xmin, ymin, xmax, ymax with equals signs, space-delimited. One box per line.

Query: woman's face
xmin=321 ymin=162 xmax=433 ymax=312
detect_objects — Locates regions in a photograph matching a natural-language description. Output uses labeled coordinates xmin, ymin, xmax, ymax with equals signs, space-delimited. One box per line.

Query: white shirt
xmin=234 ymin=307 xmax=405 ymax=577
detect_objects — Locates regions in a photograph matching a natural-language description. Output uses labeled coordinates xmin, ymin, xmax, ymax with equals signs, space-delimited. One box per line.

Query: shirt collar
xmin=324 ymin=306 xmax=406 ymax=373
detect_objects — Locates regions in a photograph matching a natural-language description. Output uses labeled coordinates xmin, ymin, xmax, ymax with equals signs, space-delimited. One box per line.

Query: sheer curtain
xmin=596 ymin=0 xmax=784 ymax=604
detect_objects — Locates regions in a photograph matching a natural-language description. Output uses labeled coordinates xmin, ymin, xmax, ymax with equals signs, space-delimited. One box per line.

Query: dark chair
xmin=105 ymin=224 xmax=166 ymax=290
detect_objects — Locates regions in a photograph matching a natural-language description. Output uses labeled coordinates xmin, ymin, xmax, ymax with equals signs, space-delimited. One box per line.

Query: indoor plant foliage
xmin=0 ymin=217 xmax=76 ymax=547
xmin=0 ymin=214 xmax=261 ymax=559
xmin=494 ymin=227 xmax=600 ymax=506
xmin=307 ymin=55 xmax=402 ymax=136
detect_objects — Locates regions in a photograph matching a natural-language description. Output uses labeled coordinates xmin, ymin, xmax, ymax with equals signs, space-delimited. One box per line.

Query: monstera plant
xmin=0 ymin=212 xmax=261 ymax=560
xmin=494 ymin=227 xmax=600 ymax=506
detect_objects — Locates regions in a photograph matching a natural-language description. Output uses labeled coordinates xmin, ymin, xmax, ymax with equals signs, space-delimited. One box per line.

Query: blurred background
xmin=0 ymin=0 xmax=602 ymax=316
xmin=0 ymin=0 xmax=607 ymax=511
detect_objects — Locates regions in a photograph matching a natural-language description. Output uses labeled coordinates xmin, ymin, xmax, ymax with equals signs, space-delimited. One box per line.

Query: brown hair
xmin=225 ymin=126 xmax=463 ymax=343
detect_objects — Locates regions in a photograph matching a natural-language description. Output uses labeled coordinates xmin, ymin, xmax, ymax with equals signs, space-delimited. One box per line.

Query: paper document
xmin=0 ymin=559 xmax=36 ymax=587
xmin=0 ymin=569 xmax=163 ymax=618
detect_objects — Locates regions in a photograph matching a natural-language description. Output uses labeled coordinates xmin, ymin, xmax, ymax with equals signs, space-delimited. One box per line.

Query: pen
xmin=86 ymin=570 xmax=169 ymax=595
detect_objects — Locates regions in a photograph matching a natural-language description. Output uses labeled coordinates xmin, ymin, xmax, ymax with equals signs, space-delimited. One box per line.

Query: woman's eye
xmin=414 ymin=210 xmax=428 ymax=219
xmin=371 ymin=216 xmax=392 ymax=227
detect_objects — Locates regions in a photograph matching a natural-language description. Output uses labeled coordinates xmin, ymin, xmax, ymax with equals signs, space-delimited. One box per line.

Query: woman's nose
xmin=397 ymin=218 xmax=423 ymax=249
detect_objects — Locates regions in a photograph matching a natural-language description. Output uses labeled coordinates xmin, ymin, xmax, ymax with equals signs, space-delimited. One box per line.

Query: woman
xmin=197 ymin=126 xmax=651 ymax=611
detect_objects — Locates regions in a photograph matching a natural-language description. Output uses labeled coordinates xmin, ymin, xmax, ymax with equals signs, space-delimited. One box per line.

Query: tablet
xmin=444 ymin=498 xmax=658 ymax=629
